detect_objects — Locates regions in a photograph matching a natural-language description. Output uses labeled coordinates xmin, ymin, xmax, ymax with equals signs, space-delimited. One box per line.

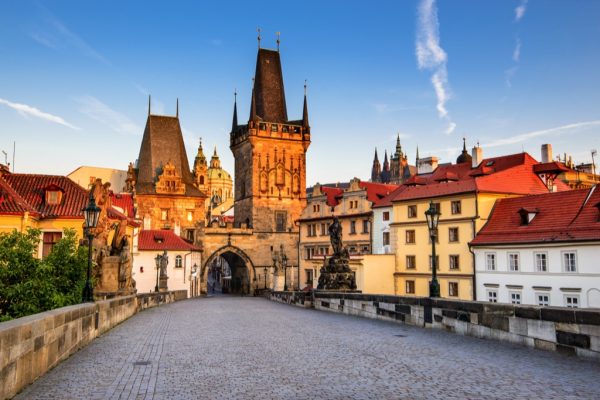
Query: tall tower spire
xmin=276 ymin=31 xmax=280 ymax=52
xmin=416 ymin=146 xmax=420 ymax=166
xmin=232 ymin=90 xmax=238 ymax=131
xmin=176 ymin=98 xmax=179 ymax=118
xmin=302 ymin=80 xmax=309 ymax=128
xmin=257 ymin=27 xmax=261 ymax=48
xmin=148 ymin=95 xmax=151 ymax=116
xmin=371 ymin=148 xmax=381 ymax=183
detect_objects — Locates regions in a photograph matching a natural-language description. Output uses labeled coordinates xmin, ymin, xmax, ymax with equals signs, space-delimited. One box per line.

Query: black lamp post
xmin=282 ymin=253 xmax=288 ymax=291
xmin=263 ymin=266 xmax=267 ymax=289
xmin=82 ymin=192 xmax=101 ymax=303
xmin=425 ymin=201 xmax=441 ymax=297
xmin=154 ymin=254 xmax=161 ymax=292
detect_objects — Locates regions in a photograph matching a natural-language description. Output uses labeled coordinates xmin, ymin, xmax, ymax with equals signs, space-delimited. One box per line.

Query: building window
xmin=42 ymin=232 xmax=62 ymax=258
xmin=305 ymin=269 xmax=313 ymax=285
xmin=321 ymin=223 xmax=326 ymax=236
xmin=428 ymin=255 xmax=439 ymax=270
xmin=537 ymin=293 xmax=550 ymax=306
xmin=383 ymin=211 xmax=390 ymax=221
xmin=350 ymin=221 xmax=356 ymax=234
xmin=451 ymin=200 xmax=461 ymax=215
xmin=175 ymin=255 xmax=182 ymax=268
xmin=275 ymin=212 xmax=287 ymax=232
xmin=449 ymin=255 xmax=460 ymax=270
xmin=562 ymin=251 xmax=577 ymax=272
xmin=45 ymin=190 xmax=62 ymax=205
xmin=362 ymin=220 xmax=369 ymax=234
xmin=432 ymin=202 xmax=440 ymax=214
xmin=349 ymin=200 xmax=358 ymax=209
xmin=508 ymin=253 xmax=520 ymax=271
xmin=448 ymin=282 xmax=459 ymax=297
xmin=486 ymin=253 xmax=496 ymax=271
xmin=186 ymin=229 xmax=194 ymax=242
xmin=187 ymin=210 xmax=194 ymax=222
xmin=534 ymin=252 xmax=548 ymax=272
xmin=448 ymin=227 xmax=459 ymax=243
xmin=313 ymin=204 xmax=320 ymax=213
xmin=564 ymin=295 xmax=579 ymax=308
xmin=161 ymin=209 xmax=169 ymax=221
xmin=510 ymin=291 xmax=522 ymax=304
xmin=407 ymin=205 xmax=417 ymax=218
xmin=361 ymin=245 xmax=370 ymax=254
xmin=306 ymin=225 xmax=312 ymax=237
xmin=406 ymin=255 xmax=416 ymax=269
xmin=405 ymin=230 xmax=415 ymax=244
xmin=348 ymin=246 xmax=357 ymax=254
xmin=405 ymin=280 xmax=415 ymax=294
xmin=383 ymin=232 xmax=390 ymax=246
xmin=487 ymin=290 xmax=498 ymax=303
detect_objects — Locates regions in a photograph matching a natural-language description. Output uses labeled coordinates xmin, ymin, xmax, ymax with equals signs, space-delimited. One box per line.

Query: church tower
xmin=193 ymin=138 xmax=208 ymax=192
xmin=230 ymin=45 xmax=311 ymax=231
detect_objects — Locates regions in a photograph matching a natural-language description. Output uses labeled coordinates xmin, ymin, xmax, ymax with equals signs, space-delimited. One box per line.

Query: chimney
xmin=417 ymin=156 xmax=439 ymax=174
xmin=472 ymin=146 xmax=482 ymax=168
xmin=541 ymin=144 xmax=552 ymax=163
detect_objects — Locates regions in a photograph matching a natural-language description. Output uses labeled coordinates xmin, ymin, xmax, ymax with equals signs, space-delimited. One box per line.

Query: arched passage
xmin=203 ymin=245 xmax=255 ymax=295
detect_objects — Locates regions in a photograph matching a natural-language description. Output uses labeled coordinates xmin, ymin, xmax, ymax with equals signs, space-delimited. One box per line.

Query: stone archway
xmin=203 ymin=245 xmax=256 ymax=295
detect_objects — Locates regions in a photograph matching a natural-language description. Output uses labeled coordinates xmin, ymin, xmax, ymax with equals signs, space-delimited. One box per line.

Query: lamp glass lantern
xmin=425 ymin=202 xmax=440 ymax=232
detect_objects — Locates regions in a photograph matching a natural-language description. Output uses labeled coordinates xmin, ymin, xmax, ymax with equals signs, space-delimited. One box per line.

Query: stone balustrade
xmin=0 ymin=290 xmax=188 ymax=399
xmin=271 ymin=291 xmax=600 ymax=360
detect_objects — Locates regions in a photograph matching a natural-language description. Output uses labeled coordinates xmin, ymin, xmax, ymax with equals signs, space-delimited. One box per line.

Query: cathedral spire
xmin=371 ymin=148 xmax=381 ymax=183
xmin=302 ymin=80 xmax=309 ymax=128
xmin=232 ymin=90 xmax=238 ymax=131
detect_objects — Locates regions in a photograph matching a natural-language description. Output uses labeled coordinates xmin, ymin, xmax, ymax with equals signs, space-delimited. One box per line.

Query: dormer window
xmin=518 ymin=208 xmax=538 ymax=225
xmin=486 ymin=161 xmax=495 ymax=167
xmin=44 ymin=184 xmax=64 ymax=205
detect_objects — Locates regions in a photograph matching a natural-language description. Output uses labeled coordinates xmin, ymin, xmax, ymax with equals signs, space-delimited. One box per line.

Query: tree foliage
xmin=0 ymin=228 xmax=87 ymax=321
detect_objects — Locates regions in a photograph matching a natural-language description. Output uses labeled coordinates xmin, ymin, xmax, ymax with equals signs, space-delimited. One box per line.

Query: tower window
xmin=275 ymin=211 xmax=287 ymax=232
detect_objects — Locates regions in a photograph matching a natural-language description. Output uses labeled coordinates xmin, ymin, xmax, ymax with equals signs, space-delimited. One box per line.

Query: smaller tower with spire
xmin=193 ymin=138 xmax=208 ymax=190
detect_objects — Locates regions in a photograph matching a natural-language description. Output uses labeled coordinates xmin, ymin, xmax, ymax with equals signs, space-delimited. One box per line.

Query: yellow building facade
xmin=390 ymin=150 xmax=570 ymax=300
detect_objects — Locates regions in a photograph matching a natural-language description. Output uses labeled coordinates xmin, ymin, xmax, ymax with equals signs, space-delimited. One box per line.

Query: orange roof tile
xmin=138 ymin=230 xmax=201 ymax=251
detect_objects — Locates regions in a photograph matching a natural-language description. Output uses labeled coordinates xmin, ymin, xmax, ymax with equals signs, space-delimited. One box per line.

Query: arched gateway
xmin=202 ymin=245 xmax=255 ymax=295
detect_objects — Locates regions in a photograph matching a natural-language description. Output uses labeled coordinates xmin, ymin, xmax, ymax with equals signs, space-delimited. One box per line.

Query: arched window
xmin=199 ymin=176 xmax=204 ymax=185
xmin=175 ymin=255 xmax=182 ymax=268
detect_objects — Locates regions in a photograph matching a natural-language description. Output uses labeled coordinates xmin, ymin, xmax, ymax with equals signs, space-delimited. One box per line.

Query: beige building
xmin=68 ymin=166 xmax=127 ymax=191
xmin=298 ymin=178 xmax=398 ymax=290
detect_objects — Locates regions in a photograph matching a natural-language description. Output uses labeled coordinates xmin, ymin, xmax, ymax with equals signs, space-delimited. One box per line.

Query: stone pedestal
xmin=272 ymin=272 xmax=285 ymax=292
xmin=159 ymin=276 xmax=168 ymax=292
xmin=96 ymin=256 xmax=120 ymax=293
xmin=317 ymin=255 xmax=357 ymax=291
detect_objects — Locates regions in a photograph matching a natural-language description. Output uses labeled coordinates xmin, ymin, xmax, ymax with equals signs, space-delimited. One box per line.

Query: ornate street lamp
xmin=82 ymin=192 xmax=101 ymax=302
xmin=154 ymin=254 xmax=161 ymax=292
xmin=425 ymin=201 xmax=441 ymax=297
xmin=263 ymin=266 xmax=267 ymax=289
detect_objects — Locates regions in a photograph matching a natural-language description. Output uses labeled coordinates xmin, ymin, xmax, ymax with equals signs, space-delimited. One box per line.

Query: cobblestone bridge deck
xmin=16 ymin=296 xmax=600 ymax=400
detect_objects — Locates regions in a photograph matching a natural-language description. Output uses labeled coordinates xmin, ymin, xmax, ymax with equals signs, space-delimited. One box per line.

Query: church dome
xmin=456 ymin=138 xmax=472 ymax=164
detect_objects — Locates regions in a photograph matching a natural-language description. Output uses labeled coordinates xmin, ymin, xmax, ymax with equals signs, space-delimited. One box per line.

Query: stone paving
xmin=15 ymin=296 xmax=600 ymax=400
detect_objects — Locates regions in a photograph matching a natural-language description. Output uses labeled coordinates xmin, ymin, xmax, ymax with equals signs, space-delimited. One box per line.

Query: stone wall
xmin=0 ymin=291 xmax=186 ymax=399
xmin=271 ymin=291 xmax=600 ymax=360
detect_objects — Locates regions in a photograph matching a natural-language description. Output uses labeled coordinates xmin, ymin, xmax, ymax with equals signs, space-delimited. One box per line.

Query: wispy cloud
xmin=32 ymin=5 xmax=109 ymax=65
xmin=0 ymin=97 xmax=79 ymax=130
xmin=483 ymin=121 xmax=600 ymax=148
xmin=76 ymin=96 xmax=139 ymax=135
xmin=515 ymin=0 xmax=528 ymax=22
xmin=506 ymin=1 xmax=528 ymax=87
xmin=416 ymin=0 xmax=456 ymax=135
xmin=513 ymin=37 xmax=521 ymax=62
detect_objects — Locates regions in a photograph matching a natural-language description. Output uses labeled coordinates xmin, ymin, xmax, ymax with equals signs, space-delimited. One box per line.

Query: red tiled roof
xmin=0 ymin=177 xmax=38 ymax=215
xmin=318 ymin=181 xmax=399 ymax=207
xmin=138 ymin=230 xmax=201 ymax=251
xmin=1 ymin=174 xmax=87 ymax=219
xmin=321 ymin=186 xmax=344 ymax=207
xmin=392 ymin=153 xmax=568 ymax=202
xmin=470 ymin=185 xmax=600 ymax=245
xmin=533 ymin=161 xmax=571 ymax=174
xmin=373 ymin=186 xmax=407 ymax=208
xmin=110 ymin=192 xmax=135 ymax=218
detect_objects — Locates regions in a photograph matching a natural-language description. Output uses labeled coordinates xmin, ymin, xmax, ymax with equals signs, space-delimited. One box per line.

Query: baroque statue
xmin=317 ymin=216 xmax=357 ymax=291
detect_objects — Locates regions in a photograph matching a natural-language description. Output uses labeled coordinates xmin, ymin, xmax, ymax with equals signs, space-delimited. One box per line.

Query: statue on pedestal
xmin=317 ymin=216 xmax=357 ymax=291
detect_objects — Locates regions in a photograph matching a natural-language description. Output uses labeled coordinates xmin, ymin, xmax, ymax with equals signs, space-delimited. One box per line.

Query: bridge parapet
xmin=271 ymin=291 xmax=600 ymax=360
xmin=0 ymin=291 xmax=188 ymax=399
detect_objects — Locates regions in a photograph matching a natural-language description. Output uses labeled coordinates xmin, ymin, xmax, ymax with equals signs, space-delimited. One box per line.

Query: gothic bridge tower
xmin=230 ymin=45 xmax=311 ymax=232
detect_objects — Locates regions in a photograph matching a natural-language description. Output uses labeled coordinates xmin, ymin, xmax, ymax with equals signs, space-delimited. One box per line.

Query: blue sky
xmin=0 ymin=0 xmax=599 ymax=185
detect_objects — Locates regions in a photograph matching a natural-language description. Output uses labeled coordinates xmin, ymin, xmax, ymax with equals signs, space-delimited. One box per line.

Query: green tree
xmin=0 ymin=228 xmax=87 ymax=321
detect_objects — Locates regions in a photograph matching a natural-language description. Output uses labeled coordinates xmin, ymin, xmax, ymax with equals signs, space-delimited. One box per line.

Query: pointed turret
xmin=302 ymin=82 xmax=309 ymax=128
xmin=210 ymin=146 xmax=221 ymax=169
xmin=194 ymin=138 xmax=207 ymax=168
xmin=456 ymin=137 xmax=472 ymax=164
xmin=416 ymin=146 xmax=420 ymax=166
xmin=381 ymin=150 xmax=391 ymax=183
xmin=249 ymin=83 xmax=257 ymax=122
xmin=395 ymin=134 xmax=404 ymax=159
xmin=383 ymin=150 xmax=390 ymax=171
xmin=232 ymin=91 xmax=238 ymax=131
